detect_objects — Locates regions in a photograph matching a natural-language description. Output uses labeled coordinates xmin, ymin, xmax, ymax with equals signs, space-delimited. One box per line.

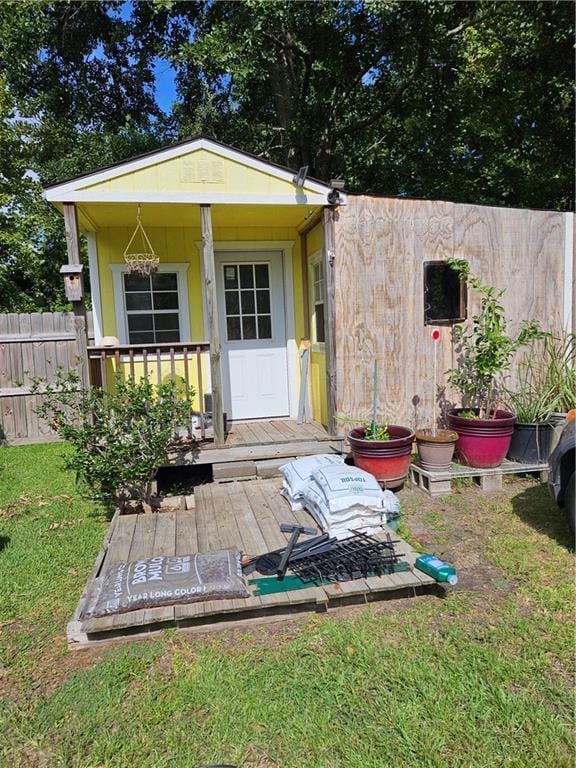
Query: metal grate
xmin=288 ymin=531 xmax=401 ymax=583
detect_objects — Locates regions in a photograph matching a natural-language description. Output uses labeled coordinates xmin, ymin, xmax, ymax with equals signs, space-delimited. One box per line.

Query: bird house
xmin=60 ymin=264 xmax=84 ymax=302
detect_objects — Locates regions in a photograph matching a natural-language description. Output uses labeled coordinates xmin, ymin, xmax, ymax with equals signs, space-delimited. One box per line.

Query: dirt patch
xmin=397 ymin=480 xmax=525 ymax=597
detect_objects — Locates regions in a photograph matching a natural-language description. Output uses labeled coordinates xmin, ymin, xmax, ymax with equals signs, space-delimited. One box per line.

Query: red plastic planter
xmin=348 ymin=425 xmax=415 ymax=489
xmin=446 ymin=408 xmax=516 ymax=468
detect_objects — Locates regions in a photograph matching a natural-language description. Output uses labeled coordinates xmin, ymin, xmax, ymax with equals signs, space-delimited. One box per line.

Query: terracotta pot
xmin=348 ymin=425 xmax=415 ymax=489
xmin=446 ymin=408 xmax=516 ymax=468
xmin=415 ymin=429 xmax=459 ymax=472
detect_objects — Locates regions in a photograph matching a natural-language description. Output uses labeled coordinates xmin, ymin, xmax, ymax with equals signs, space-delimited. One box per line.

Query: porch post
xmin=322 ymin=206 xmax=338 ymax=435
xmin=63 ymin=202 xmax=89 ymax=388
xmin=200 ymin=204 xmax=225 ymax=445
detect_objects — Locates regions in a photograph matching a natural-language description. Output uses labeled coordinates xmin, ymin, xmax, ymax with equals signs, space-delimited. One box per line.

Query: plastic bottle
xmin=415 ymin=554 xmax=458 ymax=585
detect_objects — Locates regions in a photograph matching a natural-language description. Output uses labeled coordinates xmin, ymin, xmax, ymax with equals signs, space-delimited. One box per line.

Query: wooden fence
xmin=333 ymin=198 xmax=574 ymax=431
xmin=0 ymin=312 xmax=94 ymax=444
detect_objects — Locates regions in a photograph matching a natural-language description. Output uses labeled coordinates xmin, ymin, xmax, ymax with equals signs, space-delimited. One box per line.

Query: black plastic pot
xmin=506 ymin=422 xmax=552 ymax=463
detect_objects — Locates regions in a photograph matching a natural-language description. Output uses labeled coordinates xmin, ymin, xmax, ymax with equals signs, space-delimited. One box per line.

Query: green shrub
xmin=32 ymin=370 xmax=193 ymax=508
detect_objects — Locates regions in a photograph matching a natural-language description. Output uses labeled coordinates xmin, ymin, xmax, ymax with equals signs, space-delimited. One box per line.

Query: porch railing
xmin=87 ymin=341 xmax=211 ymax=440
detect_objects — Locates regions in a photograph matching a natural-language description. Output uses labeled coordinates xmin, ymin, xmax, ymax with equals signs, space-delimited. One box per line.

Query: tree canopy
xmin=0 ymin=0 xmax=573 ymax=312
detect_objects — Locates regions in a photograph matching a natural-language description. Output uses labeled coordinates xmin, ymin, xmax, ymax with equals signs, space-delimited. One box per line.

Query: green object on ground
xmin=249 ymin=562 xmax=411 ymax=595
xmin=415 ymin=554 xmax=458 ymax=585
xmin=249 ymin=575 xmax=313 ymax=595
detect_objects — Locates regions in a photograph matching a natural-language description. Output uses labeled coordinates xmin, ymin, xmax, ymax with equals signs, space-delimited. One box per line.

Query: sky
xmin=153 ymin=58 xmax=177 ymax=114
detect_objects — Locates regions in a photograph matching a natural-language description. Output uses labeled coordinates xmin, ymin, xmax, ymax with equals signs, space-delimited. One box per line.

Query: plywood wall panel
xmin=334 ymin=197 xmax=567 ymax=431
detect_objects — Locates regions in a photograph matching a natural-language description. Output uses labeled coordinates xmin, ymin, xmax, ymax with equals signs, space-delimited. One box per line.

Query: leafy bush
xmin=446 ymin=258 xmax=544 ymax=418
xmin=32 ymin=370 xmax=193 ymax=508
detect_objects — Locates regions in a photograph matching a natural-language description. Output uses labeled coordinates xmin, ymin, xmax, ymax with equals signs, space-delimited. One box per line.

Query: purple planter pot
xmin=446 ymin=408 xmax=516 ymax=469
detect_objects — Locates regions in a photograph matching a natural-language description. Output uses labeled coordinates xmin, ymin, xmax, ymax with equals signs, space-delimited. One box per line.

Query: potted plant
xmin=347 ymin=361 xmax=414 ymax=488
xmin=445 ymin=258 xmax=543 ymax=468
xmin=540 ymin=332 xmax=576 ymax=454
xmin=504 ymin=353 xmax=558 ymax=463
xmin=415 ymin=328 xmax=458 ymax=472
xmin=348 ymin=420 xmax=415 ymax=490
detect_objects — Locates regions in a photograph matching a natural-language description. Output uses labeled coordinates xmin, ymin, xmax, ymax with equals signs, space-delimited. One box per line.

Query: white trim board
xmin=109 ymin=262 xmax=191 ymax=345
xmin=564 ymin=212 xmax=574 ymax=334
xmin=47 ymin=190 xmax=332 ymax=206
xmin=87 ymin=232 xmax=103 ymax=344
xmin=43 ymin=137 xmax=339 ymax=201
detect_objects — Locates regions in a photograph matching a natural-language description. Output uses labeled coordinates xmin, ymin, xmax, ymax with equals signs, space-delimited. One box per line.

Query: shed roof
xmin=43 ymin=136 xmax=336 ymax=208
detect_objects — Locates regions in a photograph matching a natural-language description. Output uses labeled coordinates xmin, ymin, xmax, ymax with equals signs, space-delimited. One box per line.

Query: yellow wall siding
xmin=84 ymin=148 xmax=320 ymax=199
xmin=304 ymin=221 xmax=327 ymax=425
xmin=102 ymin=354 xmax=210 ymax=413
xmin=310 ymin=349 xmax=328 ymax=426
xmin=95 ymin=219 xmax=306 ymax=412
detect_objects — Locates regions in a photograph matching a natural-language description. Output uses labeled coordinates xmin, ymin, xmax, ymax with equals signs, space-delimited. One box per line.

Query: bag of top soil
xmin=280 ymin=454 xmax=344 ymax=498
xmin=86 ymin=548 xmax=249 ymax=619
xmin=310 ymin=464 xmax=391 ymax=513
xmin=300 ymin=479 xmax=390 ymax=539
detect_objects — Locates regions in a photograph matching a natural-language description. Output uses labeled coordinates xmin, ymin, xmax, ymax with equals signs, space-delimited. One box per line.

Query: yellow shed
xmin=44 ymin=136 xmax=342 ymax=437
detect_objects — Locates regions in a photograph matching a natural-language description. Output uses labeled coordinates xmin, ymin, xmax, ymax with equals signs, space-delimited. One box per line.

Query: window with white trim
xmin=309 ymin=253 xmax=325 ymax=344
xmin=123 ymin=272 xmax=181 ymax=344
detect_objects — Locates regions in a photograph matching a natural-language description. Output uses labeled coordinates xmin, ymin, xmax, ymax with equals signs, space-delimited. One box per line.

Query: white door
xmin=215 ymin=251 xmax=290 ymax=420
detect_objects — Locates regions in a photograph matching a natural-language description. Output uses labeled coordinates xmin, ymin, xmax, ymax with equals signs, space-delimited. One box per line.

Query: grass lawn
xmin=1 ymin=443 xmax=574 ymax=768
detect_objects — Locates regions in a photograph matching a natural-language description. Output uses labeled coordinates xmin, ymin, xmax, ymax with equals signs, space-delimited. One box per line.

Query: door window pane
xmin=227 ymin=316 xmax=241 ymax=340
xmin=255 ymin=264 xmax=269 ymax=288
xmin=258 ymin=315 xmax=272 ymax=339
xmin=256 ymin=290 xmax=270 ymax=314
xmin=224 ymin=265 xmax=238 ymax=289
xmin=239 ymin=264 xmax=254 ymax=288
xmin=242 ymin=316 xmax=257 ymax=339
xmin=225 ymin=291 xmax=240 ymax=315
xmin=241 ymin=290 xmax=255 ymax=314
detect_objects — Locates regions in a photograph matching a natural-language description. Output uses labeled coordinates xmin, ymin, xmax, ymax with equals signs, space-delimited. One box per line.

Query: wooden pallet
xmin=67 ymin=479 xmax=436 ymax=649
xmin=410 ymin=459 xmax=549 ymax=497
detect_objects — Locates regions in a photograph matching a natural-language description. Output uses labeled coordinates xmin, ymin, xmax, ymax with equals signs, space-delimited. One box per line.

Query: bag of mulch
xmin=86 ymin=549 xmax=249 ymax=618
xmin=310 ymin=464 xmax=390 ymax=513
xmin=280 ymin=454 xmax=344 ymax=498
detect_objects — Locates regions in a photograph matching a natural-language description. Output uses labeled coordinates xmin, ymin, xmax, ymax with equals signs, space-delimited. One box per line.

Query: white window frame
xmin=308 ymin=250 xmax=326 ymax=350
xmin=110 ymin=262 xmax=191 ymax=345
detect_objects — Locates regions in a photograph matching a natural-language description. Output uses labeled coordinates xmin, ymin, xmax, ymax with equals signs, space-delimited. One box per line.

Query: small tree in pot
xmin=347 ymin=362 xmax=414 ymax=489
xmin=445 ymin=258 xmax=543 ymax=468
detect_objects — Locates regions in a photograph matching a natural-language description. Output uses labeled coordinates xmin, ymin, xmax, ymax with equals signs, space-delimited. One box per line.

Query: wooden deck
xmin=168 ymin=418 xmax=344 ymax=468
xmin=68 ymin=479 xmax=436 ymax=648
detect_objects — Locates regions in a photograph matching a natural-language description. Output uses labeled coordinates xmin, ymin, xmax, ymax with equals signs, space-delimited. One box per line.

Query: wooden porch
xmin=68 ymin=478 xmax=436 ymax=648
